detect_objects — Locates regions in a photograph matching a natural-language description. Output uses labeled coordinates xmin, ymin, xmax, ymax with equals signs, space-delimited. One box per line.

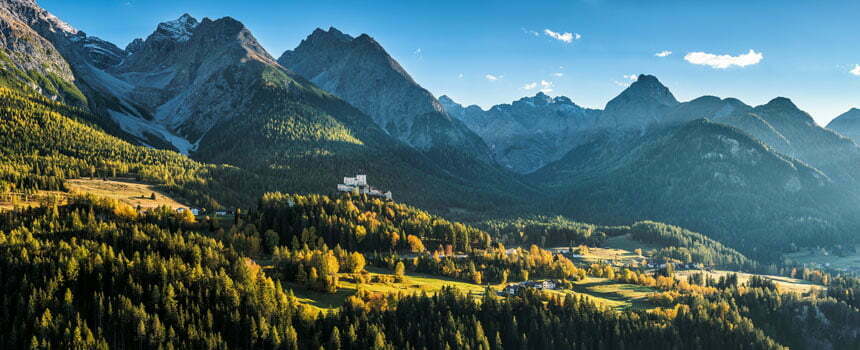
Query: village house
xmin=337 ymin=174 xmax=393 ymax=200
xmin=176 ymin=208 xmax=200 ymax=216
xmin=499 ymin=280 xmax=561 ymax=296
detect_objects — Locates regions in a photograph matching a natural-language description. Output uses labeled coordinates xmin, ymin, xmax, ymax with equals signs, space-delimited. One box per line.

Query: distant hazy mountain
xmin=533 ymin=119 xmax=854 ymax=258
xmin=529 ymin=77 xmax=860 ymax=258
xmin=278 ymin=27 xmax=493 ymax=162
xmin=440 ymin=92 xmax=601 ymax=173
xmin=595 ymin=74 xmax=679 ymax=131
xmin=721 ymin=98 xmax=860 ymax=185
xmin=827 ymin=108 xmax=860 ymax=143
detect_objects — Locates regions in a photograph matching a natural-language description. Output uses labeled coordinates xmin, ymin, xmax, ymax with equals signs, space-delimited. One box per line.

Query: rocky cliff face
xmin=441 ymin=92 xmax=601 ymax=173
xmin=101 ymin=14 xmax=285 ymax=151
xmin=0 ymin=0 xmax=83 ymax=104
xmin=278 ymin=27 xmax=493 ymax=161
xmin=827 ymin=108 xmax=860 ymax=143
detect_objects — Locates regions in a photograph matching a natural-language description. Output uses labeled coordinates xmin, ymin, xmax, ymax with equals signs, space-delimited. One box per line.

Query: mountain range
xmin=1 ymin=0 xmax=859 ymax=260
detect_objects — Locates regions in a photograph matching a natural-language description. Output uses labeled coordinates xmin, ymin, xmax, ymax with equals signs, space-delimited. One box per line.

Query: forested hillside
xmin=255 ymin=192 xmax=492 ymax=253
xmin=4 ymin=194 xmax=858 ymax=349
xmin=0 ymin=87 xmax=273 ymax=208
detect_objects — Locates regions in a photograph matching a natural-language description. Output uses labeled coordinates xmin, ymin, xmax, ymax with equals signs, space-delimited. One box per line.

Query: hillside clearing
xmin=544 ymin=277 xmax=658 ymax=310
xmin=65 ymin=178 xmax=191 ymax=210
xmin=784 ymin=246 xmax=860 ymax=274
xmin=674 ymin=269 xmax=824 ymax=294
xmin=282 ymin=266 xmax=496 ymax=313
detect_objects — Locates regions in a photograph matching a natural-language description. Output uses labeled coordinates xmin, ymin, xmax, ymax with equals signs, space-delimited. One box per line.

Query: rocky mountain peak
xmin=153 ymin=13 xmax=199 ymax=43
xmin=67 ymin=31 xmax=126 ymax=69
xmin=754 ymin=97 xmax=814 ymax=124
xmin=620 ymin=74 xmax=679 ymax=106
xmin=597 ymin=74 xmax=678 ymax=130
xmin=125 ymin=38 xmax=144 ymax=53
xmin=277 ymin=27 xmax=493 ymax=156
xmin=307 ymin=26 xmax=354 ymax=42
xmin=763 ymin=97 xmax=798 ymax=110
xmin=512 ymin=92 xmax=578 ymax=108
xmin=438 ymin=95 xmax=457 ymax=105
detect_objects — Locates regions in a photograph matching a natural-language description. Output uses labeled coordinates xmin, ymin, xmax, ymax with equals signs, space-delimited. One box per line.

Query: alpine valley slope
xmin=0 ymin=1 xmax=535 ymax=212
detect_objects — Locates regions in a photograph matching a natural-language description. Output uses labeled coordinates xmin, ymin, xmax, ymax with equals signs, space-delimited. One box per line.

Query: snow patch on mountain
xmin=155 ymin=14 xmax=199 ymax=42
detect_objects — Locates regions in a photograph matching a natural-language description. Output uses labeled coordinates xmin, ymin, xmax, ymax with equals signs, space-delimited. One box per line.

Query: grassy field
xmin=549 ymin=234 xmax=666 ymax=267
xmin=784 ymin=246 xmax=860 ymax=274
xmin=280 ymin=263 xmax=659 ymax=314
xmin=279 ymin=266 xmax=497 ymax=313
xmin=674 ymin=269 xmax=824 ymax=294
xmin=65 ymin=178 xmax=190 ymax=210
xmin=545 ymin=277 xmax=658 ymax=310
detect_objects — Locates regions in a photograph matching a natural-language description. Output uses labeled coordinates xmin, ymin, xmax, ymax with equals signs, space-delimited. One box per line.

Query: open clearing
xmin=784 ymin=246 xmax=860 ymax=274
xmin=674 ymin=269 xmax=824 ymax=294
xmin=545 ymin=277 xmax=658 ymax=310
xmin=274 ymin=262 xmax=658 ymax=313
xmin=65 ymin=178 xmax=190 ymax=210
xmin=0 ymin=178 xmax=190 ymax=211
xmin=551 ymin=234 xmax=667 ymax=267
xmin=282 ymin=266 xmax=496 ymax=313
xmin=283 ymin=265 xmax=657 ymax=313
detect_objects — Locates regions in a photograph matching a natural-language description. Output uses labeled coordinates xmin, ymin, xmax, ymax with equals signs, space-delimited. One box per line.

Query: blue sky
xmin=41 ymin=0 xmax=859 ymax=125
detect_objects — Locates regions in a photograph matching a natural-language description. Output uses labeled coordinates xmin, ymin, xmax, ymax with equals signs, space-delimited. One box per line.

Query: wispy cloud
xmin=522 ymin=79 xmax=555 ymax=94
xmin=521 ymin=28 xmax=540 ymax=37
xmin=522 ymin=80 xmax=554 ymax=93
xmin=851 ymin=64 xmax=860 ymax=76
xmin=655 ymin=50 xmax=672 ymax=57
xmin=458 ymin=73 xmax=464 ymax=79
xmin=413 ymin=48 xmax=423 ymax=60
xmin=684 ymin=49 xmax=763 ymax=69
xmin=539 ymin=80 xmax=553 ymax=93
xmin=552 ymin=72 xmax=564 ymax=77
xmin=544 ymin=29 xmax=581 ymax=43
xmin=485 ymin=74 xmax=502 ymax=81
xmin=613 ymin=74 xmax=638 ymax=87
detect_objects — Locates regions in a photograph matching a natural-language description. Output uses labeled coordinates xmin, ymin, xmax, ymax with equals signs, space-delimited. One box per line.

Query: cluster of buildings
xmin=499 ymin=280 xmax=560 ymax=296
xmin=175 ymin=208 xmax=236 ymax=217
xmin=337 ymin=174 xmax=393 ymax=200
xmin=176 ymin=207 xmax=200 ymax=216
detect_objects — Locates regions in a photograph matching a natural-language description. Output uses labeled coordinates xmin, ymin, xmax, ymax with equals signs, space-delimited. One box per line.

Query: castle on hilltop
xmin=337 ymin=174 xmax=393 ymax=200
